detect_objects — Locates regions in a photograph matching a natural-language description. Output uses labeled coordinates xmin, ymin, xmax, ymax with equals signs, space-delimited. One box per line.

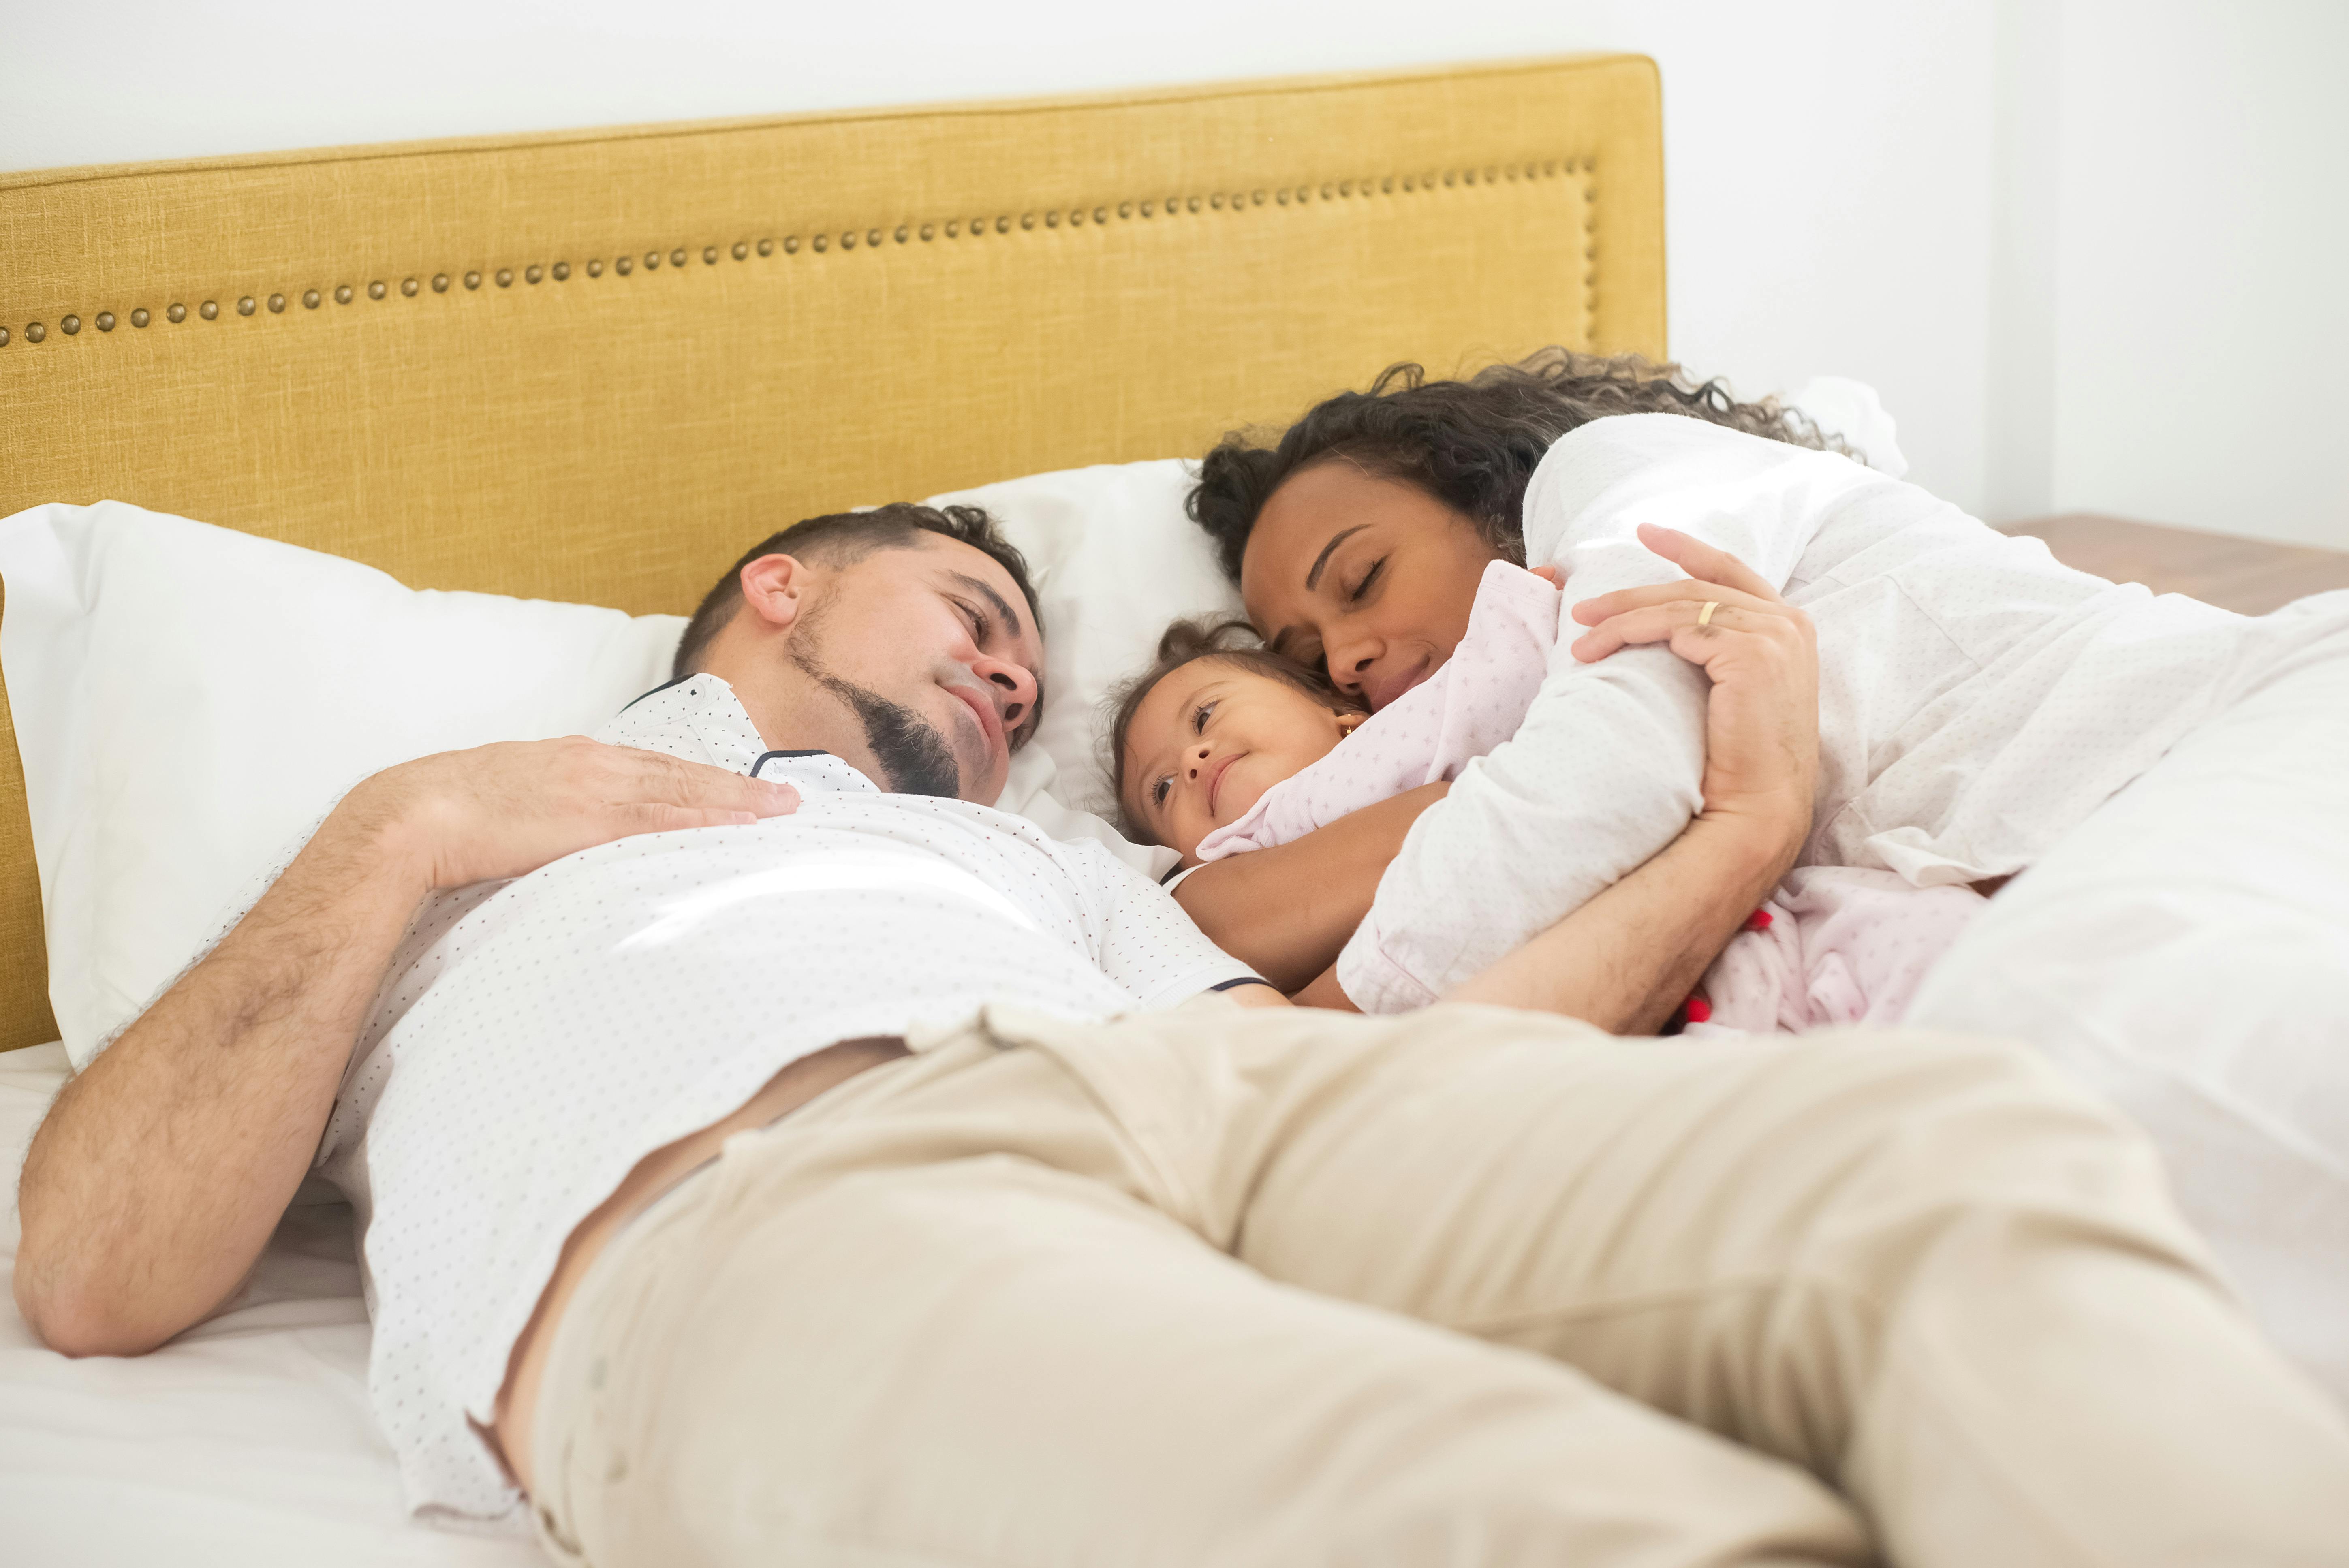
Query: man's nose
xmin=976 ymin=657 xmax=1038 ymax=733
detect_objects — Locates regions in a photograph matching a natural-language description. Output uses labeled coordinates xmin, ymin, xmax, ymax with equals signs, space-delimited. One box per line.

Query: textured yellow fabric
xmin=0 ymin=54 xmax=1665 ymax=1051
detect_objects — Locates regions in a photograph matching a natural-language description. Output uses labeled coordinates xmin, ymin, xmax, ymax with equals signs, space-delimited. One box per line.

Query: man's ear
xmin=736 ymin=554 xmax=812 ymax=632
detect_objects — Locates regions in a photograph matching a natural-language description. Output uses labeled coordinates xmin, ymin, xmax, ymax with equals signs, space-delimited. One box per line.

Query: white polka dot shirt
xmin=302 ymin=676 xmax=1254 ymax=1525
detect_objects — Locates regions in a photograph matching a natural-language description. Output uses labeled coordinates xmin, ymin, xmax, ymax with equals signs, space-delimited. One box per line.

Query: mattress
xmin=0 ymin=1042 xmax=536 ymax=1566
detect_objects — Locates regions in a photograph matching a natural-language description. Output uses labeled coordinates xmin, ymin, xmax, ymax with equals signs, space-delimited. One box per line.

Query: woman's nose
xmin=1326 ymin=634 xmax=1381 ymax=694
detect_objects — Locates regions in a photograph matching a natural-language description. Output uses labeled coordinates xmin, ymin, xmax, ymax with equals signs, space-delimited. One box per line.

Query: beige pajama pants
xmin=528 ymin=1002 xmax=2349 ymax=1568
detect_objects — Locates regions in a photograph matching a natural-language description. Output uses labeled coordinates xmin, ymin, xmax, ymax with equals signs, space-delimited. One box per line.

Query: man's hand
xmin=353 ymin=737 xmax=801 ymax=893
xmin=13 ymin=737 xmax=797 ymax=1359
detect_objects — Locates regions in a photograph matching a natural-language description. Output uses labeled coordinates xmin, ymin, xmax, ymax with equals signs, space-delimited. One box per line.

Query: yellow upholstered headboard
xmin=0 ymin=53 xmax=1665 ymax=1050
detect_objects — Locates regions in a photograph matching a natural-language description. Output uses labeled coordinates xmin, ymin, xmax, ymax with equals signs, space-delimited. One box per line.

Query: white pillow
xmin=2 ymin=502 xmax=687 ymax=1068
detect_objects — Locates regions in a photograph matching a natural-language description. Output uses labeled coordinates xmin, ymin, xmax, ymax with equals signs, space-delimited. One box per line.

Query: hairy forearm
xmin=1448 ymin=808 xmax=1798 ymax=1034
xmin=14 ymin=807 xmax=429 ymax=1356
xmin=1174 ymin=782 xmax=1446 ymax=991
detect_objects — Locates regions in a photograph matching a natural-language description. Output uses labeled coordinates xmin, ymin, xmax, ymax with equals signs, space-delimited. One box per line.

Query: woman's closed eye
xmin=1345 ymin=558 xmax=1386 ymax=603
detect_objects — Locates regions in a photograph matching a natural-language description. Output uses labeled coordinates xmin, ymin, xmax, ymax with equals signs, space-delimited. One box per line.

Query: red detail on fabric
xmin=1683 ymin=995 xmax=1713 ymax=1024
xmin=1743 ymin=908 xmax=1774 ymax=931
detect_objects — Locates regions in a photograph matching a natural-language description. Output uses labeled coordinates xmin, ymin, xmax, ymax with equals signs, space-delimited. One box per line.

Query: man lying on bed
xmin=16 ymin=504 xmax=2347 ymax=1567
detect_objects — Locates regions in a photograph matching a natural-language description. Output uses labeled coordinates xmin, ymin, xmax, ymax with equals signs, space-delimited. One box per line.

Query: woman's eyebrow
xmin=1305 ymin=526 xmax=1371 ymax=591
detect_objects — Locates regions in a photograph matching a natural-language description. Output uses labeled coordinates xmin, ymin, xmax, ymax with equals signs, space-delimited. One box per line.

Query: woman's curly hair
xmin=1188 ymin=348 xmax=1836 ymax=583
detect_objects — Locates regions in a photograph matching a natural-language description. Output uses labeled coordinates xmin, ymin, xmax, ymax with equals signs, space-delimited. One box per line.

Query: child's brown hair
xmin=1105 ymin=618 xmax=1362 ymax=841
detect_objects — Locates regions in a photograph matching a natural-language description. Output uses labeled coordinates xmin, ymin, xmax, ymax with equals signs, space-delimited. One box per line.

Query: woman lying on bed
xmin=1161 ymin=348 xmax=2349 ymax=1017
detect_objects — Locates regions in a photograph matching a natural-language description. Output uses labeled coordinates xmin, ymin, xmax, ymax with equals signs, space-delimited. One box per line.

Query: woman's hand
xmin=1565 ymin=523 xmax=1819 ymax=850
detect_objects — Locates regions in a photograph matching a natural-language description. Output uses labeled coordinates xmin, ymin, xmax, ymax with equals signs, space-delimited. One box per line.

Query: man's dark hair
xmin=673 ymin=502 xmax=1043 ymax=679
xmin=1187 ymin=348 xmax=1838 ymax=584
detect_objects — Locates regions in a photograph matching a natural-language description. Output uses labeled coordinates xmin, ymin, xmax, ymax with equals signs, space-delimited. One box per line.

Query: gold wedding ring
xmin=1697 ymin=600 xmax=1721 ymax=627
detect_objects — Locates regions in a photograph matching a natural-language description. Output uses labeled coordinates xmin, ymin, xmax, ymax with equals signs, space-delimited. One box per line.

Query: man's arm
xmin=1172 ymin=783 xmax=1448 ymax=992
xmin=13 ymin=739 xmax=797 ymax=1357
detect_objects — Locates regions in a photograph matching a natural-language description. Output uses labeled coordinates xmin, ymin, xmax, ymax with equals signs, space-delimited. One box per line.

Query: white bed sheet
xmin=0 ymin=1042 xmax=538 ymax=1568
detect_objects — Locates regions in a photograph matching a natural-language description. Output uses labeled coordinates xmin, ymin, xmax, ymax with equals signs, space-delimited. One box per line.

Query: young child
xmin=1111 ymin=560 xmax=1987 ymax=1030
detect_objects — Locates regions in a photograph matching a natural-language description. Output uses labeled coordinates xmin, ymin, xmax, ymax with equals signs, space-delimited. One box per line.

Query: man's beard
xmin=788 ymin=643 xmax=964 ymax=799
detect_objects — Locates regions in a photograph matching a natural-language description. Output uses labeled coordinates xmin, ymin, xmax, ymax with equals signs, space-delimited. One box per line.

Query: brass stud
xmin=1140 ymin=200 xmax=1154 ymax=217
xmin=944 ymin=220 xmax=960 ymax=238
xmin=464 ymin=271 xmax=481 ymax=289
xmin=551 ymin=262 xmax=569 ymax=281
xmin=1400 ymin=176 xmax=1414 ymax=192
xmin=1119 ymin=200 xmax=1133 ymax=218
xmin=368 ymin=280 xmax=387 ymax=299
xmin=670 ymin=248 xmax=686 ymax=267
xmin=813 ymin=234 xmax=829 ymax=252
xmin=1486 ymin=166 xmax=1499 ymax=183
xmin=522 ymin=265 xmax=540 ymax=284
xmin=433 ymin=274 xmax=451 ymax=292
xmin=784 ymin=236 xmax=800 ymax=253
xmin=62 ymin=314 xmax=81 ymax=334
xmin=919 ymin=223 xmax=934 ymax=241
xmin=335 ymin=284 xmax=353 ymax=303
xmin=96 ymin=311 xmax=116 ymax=331
xmin=1253 ymin=190 xmax=1266 ymax=205
xmin=1020 ymin=212 xmax=1035 ymax=230
xmin=1381 ymin=176 xmax=1394 ymax=193
xmin=24 ymin=323 xmax=43 ymax=342
xmin=1444 ymin=171 xmax=1456 ymax=187
xmin=402 ymin=277 xmax=420 ymax=295
xmin=1045 ymin=209 xmax=1060 ymax=226
xmin=994 ymin=215 xmax=1010 ymax=234
xmin=1209 ymin=193 xmax=1224 ymax=210
xmin=1094 ymin=206 xmax=1108 ymax=223
xmin=757 ymin=238 xmax=774 ymax=256
xmin=301 ymin=290 xmax=318 ymax=308
xmin=643 ymin=251 xmax=659 ymax=270
xmin=894 ymin=224 xmax=909 ymax=243
xmin=169 ymin=302 xmax=188 ymax=322
xmin=0 ymin=327 xmax=8 ymax=347
xmin=269 ymin=294 xmax=287 ymax=312
xmin=616 ymin=255 xmax=634 ymax=274
xmin=703 ymin=246 xmax=717 ymax=265
xmin=1277 ymin=188 xmax=1290 ymax=205
xmin=1337 ymin=181 xmax=1351 ymax=197
xmin=841 ymin=231 xmax=857 ymax=250
xmin=494 ymin=269 xmax=512 ymax=288
xmin=132 ymin=308 xmax=150 ymax=327
xmin=238 ymin=297 xmax=256 ymax=315
xmin=586 ymin=259 xmax=602 ymax=277
xmin=1186 ymin=195 xmax=1201 ymax=213
xmin=1463 ymin=169 xmax=1477 ymax=186
xmin=867 ymin=227 xmax=881 ymax=248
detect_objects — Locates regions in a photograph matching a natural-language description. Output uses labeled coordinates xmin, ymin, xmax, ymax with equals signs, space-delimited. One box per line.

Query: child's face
xmin=1121 ymin=658 xmax=1363 ymax=864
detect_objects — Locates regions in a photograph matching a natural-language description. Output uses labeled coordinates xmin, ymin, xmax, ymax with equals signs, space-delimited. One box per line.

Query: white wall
xmin=7 ymin=2 xmax=2343 ymax=545
xmin=2044 ymin=0 xmax=2349 ymax=549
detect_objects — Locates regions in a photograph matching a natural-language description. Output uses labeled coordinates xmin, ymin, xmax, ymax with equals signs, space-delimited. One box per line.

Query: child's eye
xmin=1150 ymin=777 xmax=1171 ymax=807
xmin=1347 ymin=559 xmax=1386 ymax=603
xmin=1190 ymin=700 xmax=1217 ymax=734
